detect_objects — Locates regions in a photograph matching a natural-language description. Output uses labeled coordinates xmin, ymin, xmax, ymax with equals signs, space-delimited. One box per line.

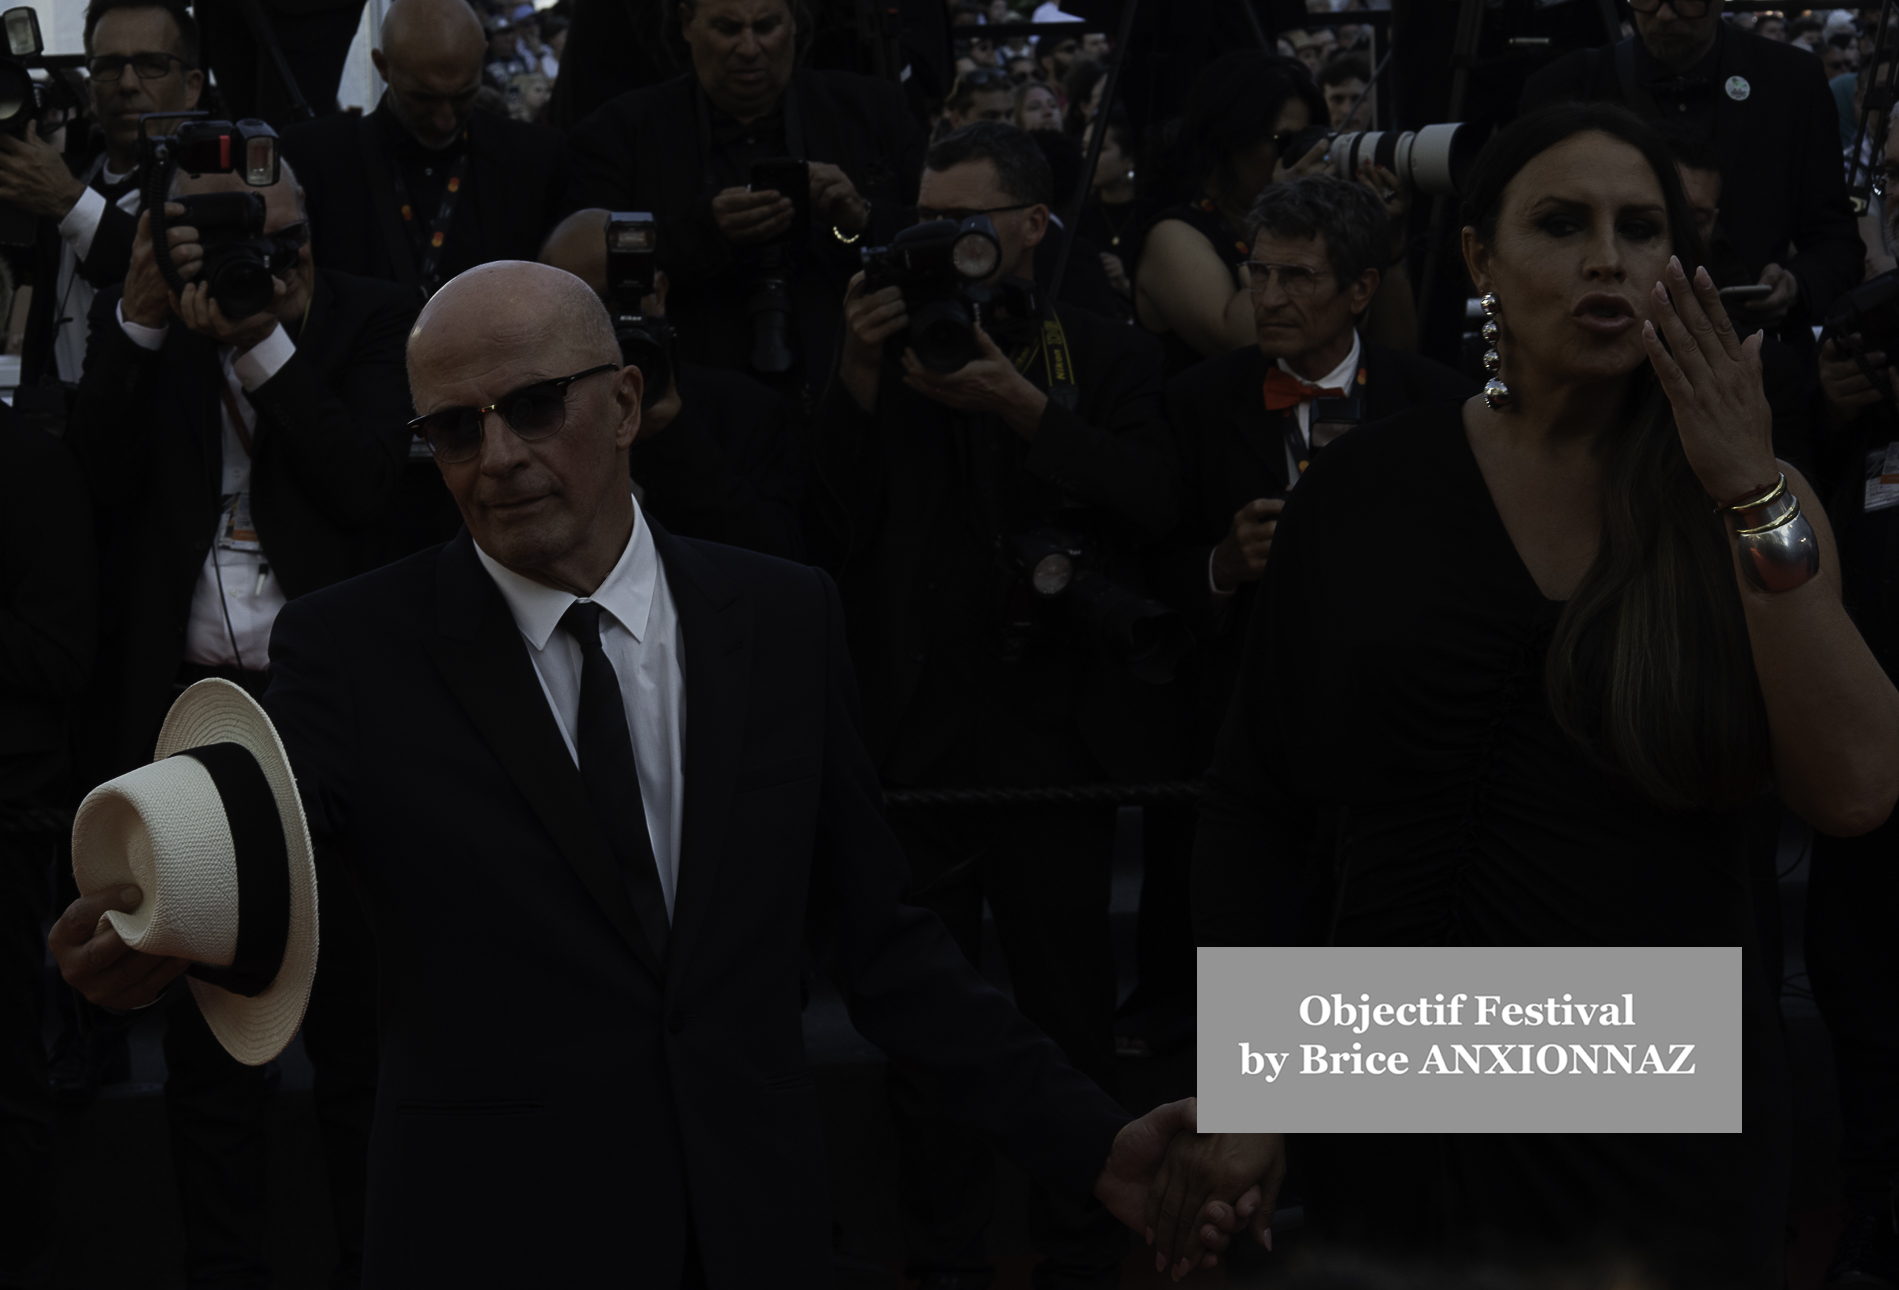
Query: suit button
xmin=668 ymin=1009 xmax=684 ymax=1035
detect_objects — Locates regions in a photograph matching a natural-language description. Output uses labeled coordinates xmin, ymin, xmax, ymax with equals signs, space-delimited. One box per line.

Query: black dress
xmin=1193 ymin=400 xmax=1789 ymax=1287
xmin=1138 ymin=199 xmax=1252 ymax=380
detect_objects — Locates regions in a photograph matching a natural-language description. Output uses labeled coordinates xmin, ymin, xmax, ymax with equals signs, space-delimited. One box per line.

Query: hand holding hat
xmin=49 ymin=884 xmax=191 ymax=1012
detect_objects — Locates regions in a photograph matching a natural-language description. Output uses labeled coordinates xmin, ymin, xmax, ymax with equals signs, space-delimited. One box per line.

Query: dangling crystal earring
xmin=1480 ymin=293 xmax=1512 ymax=410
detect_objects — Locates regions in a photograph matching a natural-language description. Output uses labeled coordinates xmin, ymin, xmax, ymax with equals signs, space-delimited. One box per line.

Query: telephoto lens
xmin=1326 ymin=123 xmax=1480 ymax=197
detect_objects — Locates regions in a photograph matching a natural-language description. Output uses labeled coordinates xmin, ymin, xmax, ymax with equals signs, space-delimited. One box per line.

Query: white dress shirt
xmin=119 ymin=303 xmax=299 ymax=668
xmin=475 ymin=498 xmax=687 ymax=919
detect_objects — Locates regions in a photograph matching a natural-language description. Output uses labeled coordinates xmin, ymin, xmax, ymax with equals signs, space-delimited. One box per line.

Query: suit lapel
xmin=649 ymin=521 xmax=751 ymax=989
xmin=1233 ymin=350 xmax=1292 ymax=490
xmin=424 ymin=530 xmax=666 ymax=981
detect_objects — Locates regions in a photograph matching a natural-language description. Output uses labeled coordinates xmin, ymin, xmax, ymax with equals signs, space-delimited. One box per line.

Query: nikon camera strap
xmin=1009 ymin=311 xmax=1079 ymax=411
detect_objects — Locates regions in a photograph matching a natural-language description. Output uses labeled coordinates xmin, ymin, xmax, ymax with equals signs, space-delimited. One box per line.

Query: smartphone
xmin=1717 ymin=284 xmax=1774 ymax=304
xmin=748 ymin=158 xmax=810 ymax=246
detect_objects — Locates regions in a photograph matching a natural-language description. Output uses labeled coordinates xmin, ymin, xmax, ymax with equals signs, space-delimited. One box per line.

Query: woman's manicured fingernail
xmin=1669 ymin=254 xmax=1683 ymax=273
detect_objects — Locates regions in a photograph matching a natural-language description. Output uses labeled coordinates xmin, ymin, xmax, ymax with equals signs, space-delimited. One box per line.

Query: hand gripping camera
xmin=0 ymin=7 xmax=85 ymax=246
xmin=1822 ymin=267 xmax=1899 ymax=408
xmin=1008 ymin=527 xmax=1193 ymax=685
xmin=860 ymin=214 xmax=1036 ymax=373
xmin=140 ymin=112 xmax=290 ymax=320
xmin=604 ymin=212 xmax=677 ymax=411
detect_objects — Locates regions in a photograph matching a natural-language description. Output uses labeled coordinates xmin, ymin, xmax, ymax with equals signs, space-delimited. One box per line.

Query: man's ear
xmin=1022 ymin=202 xmax=1050 ymax=252
xmin=184 ymin=69 xmax=205 ymax=110
xmin=615 ymin=365 xmax=645 ymax=448
xmin=371 ymin=47 xmax=389 ymax=82
xmin=1348 ymin=266 xmax=1380 ymax=317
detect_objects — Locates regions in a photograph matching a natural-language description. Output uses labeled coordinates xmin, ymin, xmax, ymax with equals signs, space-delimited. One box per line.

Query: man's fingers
xmin=51 ymin=886 xmax=145 ymax=951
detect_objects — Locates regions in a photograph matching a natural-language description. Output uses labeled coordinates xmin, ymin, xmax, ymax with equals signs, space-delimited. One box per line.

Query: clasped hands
xmin=1093 ymin=1099 xmax=1285 ymax=1279
xmin=125 ymin=205 xmax=287 ymax=353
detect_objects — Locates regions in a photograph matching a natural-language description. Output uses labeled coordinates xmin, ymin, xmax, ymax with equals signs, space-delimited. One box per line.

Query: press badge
xmin=1865 ymin=442 xmax=1899 ymax=514
xmin=217 ymin=492 xmax=263 ymax=553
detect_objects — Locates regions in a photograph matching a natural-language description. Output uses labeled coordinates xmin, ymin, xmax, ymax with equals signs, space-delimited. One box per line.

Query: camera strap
xmin=1009 ymin=312 xmax=1079 ymax=411
xmin=383 ymin=129 xmax=471 ymax=297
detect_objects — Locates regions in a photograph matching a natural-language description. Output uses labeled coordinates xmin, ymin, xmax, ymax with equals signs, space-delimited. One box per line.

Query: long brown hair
xmin=1461 ymin=103 xmax=1766 ymax=811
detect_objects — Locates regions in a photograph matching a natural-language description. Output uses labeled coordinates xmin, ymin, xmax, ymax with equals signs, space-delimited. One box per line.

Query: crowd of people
xmin=4 ymin=0 xmax=1899 ymax=1287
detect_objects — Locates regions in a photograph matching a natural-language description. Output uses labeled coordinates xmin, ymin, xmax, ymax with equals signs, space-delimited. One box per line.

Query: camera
xmin=861 ymin=215 xmax=1035 ymax=373
xmin=0 ymin=7 xmax=73 ymax=246
xmin=603 ymin=212 xmax=676 ymax=411
xmin=1325 ymin=124 xmax=1478 ymax=198
xmin=1008 ymin=527 xmax=1192 ymax=685
xmin=140 ymin=113 xmax=283 ymax=319
xmin=1821 ymin=267 xmax=1899 ymax=403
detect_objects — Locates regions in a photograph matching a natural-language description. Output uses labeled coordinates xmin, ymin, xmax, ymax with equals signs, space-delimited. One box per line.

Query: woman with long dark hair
xmin=1144 ymin=102 xmax=1899 ymax=1285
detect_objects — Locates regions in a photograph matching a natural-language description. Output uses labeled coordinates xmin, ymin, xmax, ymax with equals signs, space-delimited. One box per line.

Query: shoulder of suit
xmin=1360 ymin=340 xmax=1479 ymax=399
xmin=471 ymin=112 xmax=567 ymax=164
xmin=296 ymin=544 xmax=442 ymax=627
xmin=279 ymin=108 xmax=361 ymax=157
xmin=1055 ymin=303 xmax=1162 ymax=368
xmin=795 ymin=66 xmax=909 ymax=112
xmin=1167 ymin=343 xmax=1264 ymax=400
xmin=314 ymin=265 xmax=421 ymax=317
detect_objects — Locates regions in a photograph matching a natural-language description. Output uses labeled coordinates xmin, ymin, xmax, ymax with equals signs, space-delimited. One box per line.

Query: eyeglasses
xmin=953 ymin=67 xmax=1012 ymax=88
xmin=86 ymin=52 xmax=190 ymax=81
xmin=1624 ymin=0 xmax=1713 ymax=16
xmin=408 ymin=364 xmax=619 ymax=464
xmin=916 ymin=201 xmax=1032 ymax=223
xmin=1244 ymin=261 xmax=1330 ymax=299
xmin=1874 ymin=163 xmax=1899 ymax=198
xmin=265 ymin=221 xmax=309 ymax=274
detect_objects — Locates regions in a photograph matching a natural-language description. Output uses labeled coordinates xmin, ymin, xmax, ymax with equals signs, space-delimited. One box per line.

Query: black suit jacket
xmin=280 ymin=102 xmax=567 ymax=294
xmin=63 ymin=267 xmax=417 ymax=780
xmin=564 ymin=70 xmax=925 ymax=385
xmin=261 ymin=524 xmax=1128 ymax=1286
xmin=1519 ymin=26 xmax=1862 ymax=326
xmin=1161 ymin=339 xmax=1476 ymax=755
xmin=0 ymin=413 xmax=96 ymax=801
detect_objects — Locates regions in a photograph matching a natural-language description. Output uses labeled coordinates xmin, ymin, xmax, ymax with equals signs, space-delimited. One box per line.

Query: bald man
xmin=538 ymin=208 xmax=805 ymax=559
xmin=56 ymin=260 xmax=1211 ymax=1286
xmin=60 ymin=159 xmax=414 ymax=1286
xmin=279 ymin=0 xmax=566 ymax=300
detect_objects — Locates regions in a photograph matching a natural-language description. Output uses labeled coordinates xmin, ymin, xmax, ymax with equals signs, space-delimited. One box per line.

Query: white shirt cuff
xmin=58 ymin=185 xmax=108 ymax=262
xmin=233 ymin=324 xmax=295 ymax=390
xmin=116 ymin=298 xmax=168 ymax=351
xmin=1208 ymin=547 xmax=1236 ymax=598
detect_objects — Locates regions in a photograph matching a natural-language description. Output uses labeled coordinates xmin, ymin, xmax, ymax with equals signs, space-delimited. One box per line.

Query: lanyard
xmin=1277 ymin=364 xmax=1367 ymax=484
xmin=391 ymin=134 xmax=471 ymax=295
xmin=1010 ymin=313 xmax=1077 ymax=407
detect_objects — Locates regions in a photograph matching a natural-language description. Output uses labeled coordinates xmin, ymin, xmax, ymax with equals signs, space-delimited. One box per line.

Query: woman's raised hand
xmin=1640 ymin=255 xmax=1781 ymax=505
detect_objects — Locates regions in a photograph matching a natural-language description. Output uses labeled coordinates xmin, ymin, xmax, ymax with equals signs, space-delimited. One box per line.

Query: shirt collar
xmin=473 ymin=494 xmax=659 ymax=650
xmin=1278 ymin=329 xmax=1362 ymax=393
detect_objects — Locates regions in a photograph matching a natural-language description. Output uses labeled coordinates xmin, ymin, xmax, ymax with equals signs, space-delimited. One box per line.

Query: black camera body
xmin=1008 ymin=526 xmax=1192 ymax=685
xmin=862 ymin=215 xmax=1029 ymax=373
xmin=604 ymin=211 xmax=676 ymax=411
xmin=176 ymin=190 xmax=282 ymax=319
xmin=139 ymin=114 xmax=283 ymax=320
xmin=0 ymin=7 xmax=54 ymax=246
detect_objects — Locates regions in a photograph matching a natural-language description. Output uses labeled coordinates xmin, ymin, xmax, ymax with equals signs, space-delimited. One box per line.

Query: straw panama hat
xmin=71 ymin=679 xmax=319 ymax=1066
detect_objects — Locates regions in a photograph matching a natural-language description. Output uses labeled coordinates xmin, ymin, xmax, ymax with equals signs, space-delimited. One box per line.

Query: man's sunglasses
xmin=87 ymin=52 xmax=191 ymax=81
xmin=916 ymin=202 xmax=1033 ymax=223
xmin=408 ymin=364 xmax=619 ymax=464
xmin=266 ymin=221 xmax=309 ymax=275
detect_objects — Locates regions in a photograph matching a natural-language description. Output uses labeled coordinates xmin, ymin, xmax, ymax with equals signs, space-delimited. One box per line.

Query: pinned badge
xmin=1725 ymin=75 xmax=1750 ymax=101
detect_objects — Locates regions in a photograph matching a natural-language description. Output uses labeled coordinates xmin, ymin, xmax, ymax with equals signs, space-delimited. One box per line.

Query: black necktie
xmin=558 ymin=600 xmax=670 ymax=963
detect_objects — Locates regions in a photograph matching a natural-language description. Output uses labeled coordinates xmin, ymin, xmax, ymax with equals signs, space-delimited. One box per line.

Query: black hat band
xmin=170 ymin=742 xmax=291 ymax=998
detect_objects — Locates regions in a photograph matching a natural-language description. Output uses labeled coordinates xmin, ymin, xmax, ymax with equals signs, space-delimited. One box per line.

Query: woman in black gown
xmin=1143 ymin=104 xmax=1899 ymax=1285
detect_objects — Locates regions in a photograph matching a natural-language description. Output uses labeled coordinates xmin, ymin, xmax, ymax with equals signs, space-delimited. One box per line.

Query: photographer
xmin=562 ymin=0 xmax=924 ymax=397
xmin=7 ymin=0 xmax=203 ymax=389
xmin=539 ymin=207 xmax=805 ymax=560
xmin=812 ymin=121 xmax=1178 ymax=1285
xmin=1520 ymin=0 xmax=1863 ymax=333
xmin=62 ymin=158 xmax=411 ymax=1287
xmin=278 ymin=0 xmax=566 ymax=300
xmin=1800 ymin=121 xmax=1899 ymax=1289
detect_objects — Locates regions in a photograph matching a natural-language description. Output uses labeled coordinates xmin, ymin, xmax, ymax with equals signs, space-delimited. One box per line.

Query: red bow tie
xmin=1261 ymin=367 xmax=1345 ymax=413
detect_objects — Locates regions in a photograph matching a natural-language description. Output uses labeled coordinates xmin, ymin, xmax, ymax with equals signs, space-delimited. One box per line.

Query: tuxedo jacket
xmin=1161 ymin=339 xmax=1476 ymax=754
xmin=280 ymin=103 xmax=567 ymax=293
xmin=262 ymin=524 xmax=1128 ymax=1286
xmin=1519 ymin=26 xmax=1862 ymax=326
xmin=63 ymin=268 xmax=417 ymax=781
xmin=563 ymin=69 xmax=925 ymax=383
